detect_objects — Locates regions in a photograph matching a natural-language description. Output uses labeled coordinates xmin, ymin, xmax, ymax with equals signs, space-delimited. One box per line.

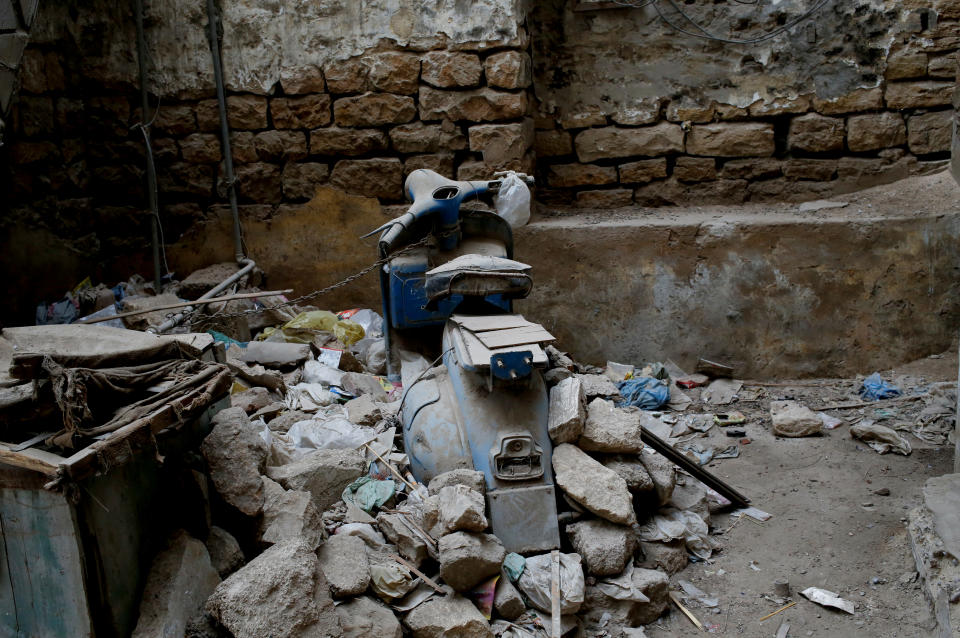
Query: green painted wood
xmin=0 ymin=487 xmax=92 ymax=637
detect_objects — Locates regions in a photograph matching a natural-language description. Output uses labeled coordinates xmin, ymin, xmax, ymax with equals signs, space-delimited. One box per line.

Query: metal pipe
xmin=133 ymin=0 xmax=163 ymax=291
xmin=205 ymin=0 xmax=245 ymax=263
xmin=148 ymin=258 xmax=255 ymax=334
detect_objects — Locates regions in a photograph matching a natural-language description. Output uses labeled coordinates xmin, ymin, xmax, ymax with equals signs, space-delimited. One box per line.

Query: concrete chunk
xmin=318 ymin=534 xmax=371 ymax=598
xmin=344 ymin=393 xmax=380 ymax=426
xmin=132 ymin=532 xmax=221 ymax=638
xmin=494 ymin=576 xmax=525 ymax=620
xmin=206 ymin=526 xmax=245 ymax=578
xmin=600 ymin=454 xmax=655 ymax=493
xmin=548 ymin=376 xmax=586 ymax=444
xmin=259 ymin=476 xmax=325 ymax=549
xmin=770 ymin=400 xmax=823 ymax=437
xmin=566 ymin=519 xmax=637 ymax=576
xmin=202 ymin=407 xmax=268 ymax=516
xmin=638 ymin=449 xmax=676 ymax=506
xmin=639 ymin=540 xmax=689 ymax=574
xmin=579 ymin=398 xmax=644 ymax=453
xmin=206 ymin=538 xmax=341 ymax=638
xmin=337 ymin=595 xmax=402 ymax=638
xmin=266 ymin=448 xmax=366 ymax=512
xmin=552 ymin=444 xmax=636 ymax=525
xmin=576 ymin=373 xmax=621 ymax=399
xmin=404 ymin=594 xmax=493 ymax=638
xmin=437 ymin=485 xmax=488 ymax=534
xmin=438 ymin=532 xmax=506 ymax=592
xmin=377 ymin=512 xmax=430 ymax=566
xmin=428 ymin=469 xmax=486 ymax=495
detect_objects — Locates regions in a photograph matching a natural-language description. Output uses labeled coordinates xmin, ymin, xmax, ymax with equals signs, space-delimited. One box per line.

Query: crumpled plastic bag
xmin=617 ymin=377 xmax=670 ymax=410
xmin=595 ymin=563 xmax=649 ymax=603
xmin=637 ymin=508 xmax=720 ymax=559
xmin=257 ymin=310 xmax=365 ymax=345
xmin=342 ymin=477 xmax=396 ymax=514
xmin=302 ymin=360 xmax=345 ymax=386
xmin=287 ymin=417 xmax=376 ymax=450
xmin=338 ymin=309 xmax=383 ymax=338
xmin=516 ymin=552 xmax=585 ymax=615
xmin=351 ymin=337 xmax=387 ymax=376
xmin=908 ymin=384 xmax=957 ymax=445
xmin=284 ymin=383 xmax=338 ymax=412
xmin=850 ymin=421 xmax=912 ymax=455
xmin=859 ymin=373 xmax=901 ymax=401
xmin=493 ymin=171 xmax=531 ymax=228
xmin=369 ymin=561 xmax=417 ymax=600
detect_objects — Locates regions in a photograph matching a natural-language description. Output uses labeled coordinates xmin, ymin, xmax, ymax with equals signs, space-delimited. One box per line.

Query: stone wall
xmin=530 ymin=0 xmax=959 ymax=206
xmin=0 ymin=0 xmax=39 ymax=143
xmin=0 ymin=0 xmax=534 ymax=324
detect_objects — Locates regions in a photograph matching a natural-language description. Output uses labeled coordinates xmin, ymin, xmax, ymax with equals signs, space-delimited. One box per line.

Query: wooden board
xmin=476 ymin=325 xmax=556 ymax=349
xmin=455 ymin=328 xmax=547 ymax=369
xmin=451 ymin=314 xmax=534 ymax=332
xmin=0 ymin=443 xmax=64 ymax=477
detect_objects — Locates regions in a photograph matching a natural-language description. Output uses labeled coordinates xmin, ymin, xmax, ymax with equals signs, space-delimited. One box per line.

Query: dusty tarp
xmin=41 ymin=358 xmax=231 ymax=449
xmin=3 ymin=325 xmax=213 ymax=380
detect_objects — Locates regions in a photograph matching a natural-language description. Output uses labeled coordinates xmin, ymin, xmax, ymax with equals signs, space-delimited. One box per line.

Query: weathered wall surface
xmin=0 ymin=0 xmax=40 ymax=143
xmin=0 ymin=0 xmax=534 ymax=325
xmin=515 ymin=172 xmax=960 ymax=377
xmin=530 ymin=0 xmax=959 ymax=207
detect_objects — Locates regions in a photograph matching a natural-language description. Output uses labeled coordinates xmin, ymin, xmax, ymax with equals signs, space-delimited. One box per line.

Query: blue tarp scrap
xmin=859 ymin=373 xmax=901 ymax=401
xmin=617 ymin=376 xmax=671 ymax=410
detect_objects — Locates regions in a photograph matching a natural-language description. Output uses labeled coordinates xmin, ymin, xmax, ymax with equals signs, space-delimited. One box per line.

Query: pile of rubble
xmin=98 ymin=280 xmax=745 ymax=638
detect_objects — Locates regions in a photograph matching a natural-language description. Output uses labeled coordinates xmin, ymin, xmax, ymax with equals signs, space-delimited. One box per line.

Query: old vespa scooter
xmin=363 ymin=169 xmax=560 ymax=553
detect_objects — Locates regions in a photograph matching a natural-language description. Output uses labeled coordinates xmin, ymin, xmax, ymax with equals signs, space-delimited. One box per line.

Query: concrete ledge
xmin=516 ymin=172 xmax=960 ymax=378
xmin=908 ymin=474 xmax=960 ymax=638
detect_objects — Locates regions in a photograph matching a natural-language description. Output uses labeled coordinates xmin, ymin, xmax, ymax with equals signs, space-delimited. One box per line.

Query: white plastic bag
xmin=516 ymin=552 xmax=585 ymax=615
xmin=287 ymin=417 xmax=376 ymax=450
xmin=637 ymin=508 xmax=720 ymax=559
xmin=284 ymin=383 xmax=338 ymax=412
xmin=595 ymin=564 xmax=650 ymax=603
xmin=494 ymin=172 xmax=531 ymax=228
xmin=302 ymin=360 xmax=345 ymax=386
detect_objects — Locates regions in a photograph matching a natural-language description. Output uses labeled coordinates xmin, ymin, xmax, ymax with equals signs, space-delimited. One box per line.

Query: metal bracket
xmin=488 ymin=350 xmax=533 ymax=391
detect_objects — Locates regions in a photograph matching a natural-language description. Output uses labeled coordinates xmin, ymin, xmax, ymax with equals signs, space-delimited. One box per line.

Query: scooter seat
xmin=424 ymin=254 xmax=532 ymax=304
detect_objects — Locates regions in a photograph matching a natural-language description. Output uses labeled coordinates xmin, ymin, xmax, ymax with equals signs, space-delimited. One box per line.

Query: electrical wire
xmin=610 ymin=0 xmax=832 ymax=45
xmin=652 ymin=0 xmax=833 ymax=44
xmin=397 ymin=347 xmax=455 ymax=426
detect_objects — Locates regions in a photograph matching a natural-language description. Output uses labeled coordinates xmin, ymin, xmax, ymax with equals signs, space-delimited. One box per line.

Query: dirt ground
xmin=643 ymin=350 xmax=957 ymax=638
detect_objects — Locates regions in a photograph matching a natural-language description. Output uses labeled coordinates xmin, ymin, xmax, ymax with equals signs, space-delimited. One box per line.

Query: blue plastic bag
xmin=859 ymin=373 xmax=901 ymax=401
xmin=617 ymin=377 xmax=670 ymax=410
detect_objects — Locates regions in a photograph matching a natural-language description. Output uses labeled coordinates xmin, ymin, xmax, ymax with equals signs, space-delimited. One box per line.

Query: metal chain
xmin=186 ymin=236 xmax=431 ymax=323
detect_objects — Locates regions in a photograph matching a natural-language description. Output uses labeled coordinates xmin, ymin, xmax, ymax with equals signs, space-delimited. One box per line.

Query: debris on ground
xmin=850 ymin=421 xmax=913 ymax=455
xmin=800 ymin=586 xmax=856 ymax=614
xmin=4 ymin=258 xmax=957 ymax=638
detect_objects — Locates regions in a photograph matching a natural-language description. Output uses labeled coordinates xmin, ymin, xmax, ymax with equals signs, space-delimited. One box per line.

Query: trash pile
xmin=10 ymin=261 xmax=957 ymax=638
xmin=83 ymin=265 xmax=765 ymax=638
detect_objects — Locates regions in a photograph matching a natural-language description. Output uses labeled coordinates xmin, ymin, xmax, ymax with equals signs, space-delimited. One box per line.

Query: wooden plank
xmin=451 ymin=314 xmax=534 ymax=332
xmin=0 ymin=487 xmax=92 ymax=636
xmin=78 ymin=289 xmax=292 ymax=324
xmin=477 ymin=325 xmax=555 ymax=349
xmin=550 ymin=550 xmax=561 ymax=638
xmin=457 ymin=329 xmax=546 ymax=368
xmin=640 ymin=427 xmax=750 ymax=508
xmin=0 ymin=443 xmax=63 ymax=477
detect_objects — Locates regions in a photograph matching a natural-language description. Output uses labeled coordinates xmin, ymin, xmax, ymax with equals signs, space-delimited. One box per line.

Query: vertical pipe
xmin=133 ymin=0 xmax=162 ymax=291
xmin=205 ymin=0 xmax=245 ymax=263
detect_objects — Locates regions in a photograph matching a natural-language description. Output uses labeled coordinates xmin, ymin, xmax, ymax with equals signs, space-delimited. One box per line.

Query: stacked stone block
xmin=6 ymin=43 xmax=536 ymax=238
xmin=535 ymin=8 xmax=959 ymax=208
